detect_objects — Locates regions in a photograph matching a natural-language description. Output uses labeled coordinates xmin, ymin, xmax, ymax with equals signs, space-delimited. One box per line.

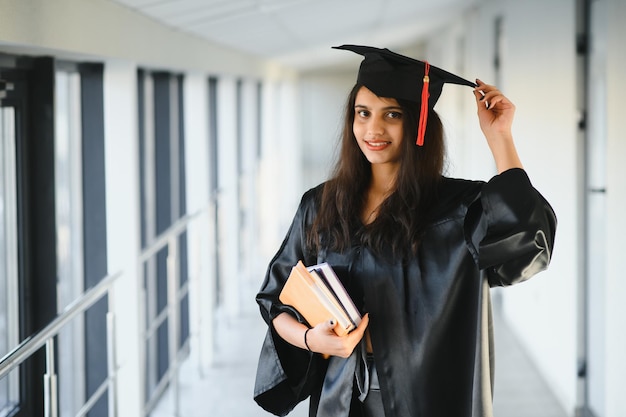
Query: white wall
xmin=603 ymin=0 xmax=626 ymax=415
xmin=299 ymin=71 xmax=356 ymax=190
xmin=423 ymin=20 xmax=494 ymax=182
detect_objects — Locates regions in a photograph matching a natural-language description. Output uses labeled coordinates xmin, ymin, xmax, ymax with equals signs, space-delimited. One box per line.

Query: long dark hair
xmin=307 ymin=83 xmax=446 ymax=257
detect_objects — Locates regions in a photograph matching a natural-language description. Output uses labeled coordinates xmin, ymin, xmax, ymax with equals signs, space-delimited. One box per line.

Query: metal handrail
xmin=0 ymin=201 xmax=212 ymax=417
xmin=139 ymin=203 xmax=213 ymax=416
xmin=0 ymin=270 xmax=122 ymax=379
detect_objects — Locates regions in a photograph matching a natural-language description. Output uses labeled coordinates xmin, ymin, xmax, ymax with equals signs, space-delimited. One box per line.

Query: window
xmin=207 ymin=76 xmax=220 ymax=306
xmin=52 ymin=61 xmax=108 ymax=417
xmin=138 ymin=70 xmax=189 ymax=409
xmin=0 ymin=96 xmax=19 ymax=417
xmin=0 ymin=56 xmax=60 ymax=417
xmin=54 ymin=69 xmax=86 ymax=417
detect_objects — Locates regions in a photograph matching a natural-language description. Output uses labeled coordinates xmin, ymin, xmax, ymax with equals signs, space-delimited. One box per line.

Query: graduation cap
xmin=333 ymin=44 xmax=476 ymax=146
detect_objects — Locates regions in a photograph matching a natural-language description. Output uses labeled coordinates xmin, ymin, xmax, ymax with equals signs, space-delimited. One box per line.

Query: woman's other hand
xmin=273 ymin=312 xmax=370 ymax=358
xmin=306 ymin=314 xmax=370 ymax=358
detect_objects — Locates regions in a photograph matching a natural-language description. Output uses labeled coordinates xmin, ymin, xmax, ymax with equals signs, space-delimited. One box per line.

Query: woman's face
xmin=353 ymin=86 xmax=405 ymax=169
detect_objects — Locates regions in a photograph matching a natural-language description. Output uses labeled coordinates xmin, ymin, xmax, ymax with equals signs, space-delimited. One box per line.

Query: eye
xmin=356 ymin=109 xmax=370 ymax=118
xmin=386 ymin=111 xmax=403 ymax=120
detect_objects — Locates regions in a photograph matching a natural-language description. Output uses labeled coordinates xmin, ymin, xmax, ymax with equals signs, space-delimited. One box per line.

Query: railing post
xmin=167 ymin=236 xmax=180 ymax=416
xmin=138 ymin=284 xmax=148 ymax=417
xmin=107 ymin=295 xmax=118 ymax=417
xmin=189 ymin=205 xmax=214 ymax=377
xmin=203 ymin=200 xmax=216 ymax=370
xmin=43 ymin=338 xmax=58 ymax=417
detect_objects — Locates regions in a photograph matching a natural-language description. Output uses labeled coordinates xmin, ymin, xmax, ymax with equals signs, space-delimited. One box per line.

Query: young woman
xmin=254 ymin=45 xmax=557 ymax=417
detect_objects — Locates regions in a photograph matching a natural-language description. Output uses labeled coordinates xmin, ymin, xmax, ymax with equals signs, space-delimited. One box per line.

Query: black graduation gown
xmin=254 ymin=168 xmax=557 ymax=417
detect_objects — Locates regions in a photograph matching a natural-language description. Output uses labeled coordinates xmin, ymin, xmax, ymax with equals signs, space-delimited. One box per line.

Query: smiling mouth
xmin=365 ymin=140 xmax=391 ymax=147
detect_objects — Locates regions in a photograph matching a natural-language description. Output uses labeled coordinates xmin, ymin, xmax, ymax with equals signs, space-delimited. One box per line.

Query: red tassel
xmin=416 ymin=61 xmax=430 ymax=146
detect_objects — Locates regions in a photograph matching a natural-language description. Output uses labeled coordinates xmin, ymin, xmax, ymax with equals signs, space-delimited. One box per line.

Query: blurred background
xmin=0 ymin=0 xmax=624 ymax=416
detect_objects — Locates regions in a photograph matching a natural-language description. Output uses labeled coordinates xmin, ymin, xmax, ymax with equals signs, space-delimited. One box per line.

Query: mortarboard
xmin=333 ymin=44 xmax=476 ymax=146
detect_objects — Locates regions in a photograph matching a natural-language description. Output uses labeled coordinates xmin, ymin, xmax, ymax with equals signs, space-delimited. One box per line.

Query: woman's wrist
xmin=272 ymin=312 xmax=311 ymax=350
xmin=486 ymin=134 xmax=523 ymax=173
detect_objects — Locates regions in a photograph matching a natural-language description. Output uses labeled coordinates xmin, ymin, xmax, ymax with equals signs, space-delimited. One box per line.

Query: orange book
xmin=279 ymin=261 xmax=362 ymax=337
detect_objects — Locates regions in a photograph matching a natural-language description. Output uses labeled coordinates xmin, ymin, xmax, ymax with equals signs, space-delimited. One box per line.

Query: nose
xmin=367 ymin=116 xmax=384 ymax=136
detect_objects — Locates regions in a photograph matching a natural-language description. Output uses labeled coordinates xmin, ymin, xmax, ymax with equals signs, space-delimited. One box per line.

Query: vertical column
xmin=257 ymin=71 xmax=302 ymax=266
xmin=257 ymin=77 xmax=280 ymax=263
xmin=103 ymin=61 xmax=143 ymax=417
xmin=238 ymin=79 xmax=260 ymax=304
xmin=216 ymin=76 xmax=241 ymax=317
xmin=182 ymin=72 xmax=214 ymax=371
xmin=276 ymin=78 xmax=302 ymax=228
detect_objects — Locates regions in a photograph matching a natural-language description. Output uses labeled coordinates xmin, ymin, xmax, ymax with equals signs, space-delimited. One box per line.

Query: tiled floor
xmin=153 ymin=305 xmax=568 ymax=417
xmin=491 ymin=311 xmax=568 ymax=417
xmin=152 ymin=309 xmax=307 ymax=417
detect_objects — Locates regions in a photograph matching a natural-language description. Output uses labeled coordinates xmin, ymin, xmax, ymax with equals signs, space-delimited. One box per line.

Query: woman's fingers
xmin=310 ymin=314 xmax=369 ymax=358
xmin=474 ymin=80 xmax=498 ymax=96
xmin=357 ymin=313 xmax=369 ymax=329
xmin=474 ymin=84 xmax=514 ymax=112
xmin=351 ymin=313 xmax=369 ymax=339
xmin=475 ymin=87 xmax=502 ymax=108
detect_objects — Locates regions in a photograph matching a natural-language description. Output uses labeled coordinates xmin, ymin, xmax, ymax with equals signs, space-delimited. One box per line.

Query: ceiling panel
xmin=273 ymin=0 xmax=383 ymax=42
xmin=140 ymin=0 xmax=258 ymax=26
xmin=111 ymin=0 xmax=475 ymax=68
xmin=188 ymin=13 xmax=298 ymax=56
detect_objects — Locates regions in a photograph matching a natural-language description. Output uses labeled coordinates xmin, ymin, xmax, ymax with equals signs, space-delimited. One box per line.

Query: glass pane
xmin=0 ymin=106 xmax=19 ymax=414
xmin=140 ymin=73 xmax=159 ymax=401
xmin=54 ymin=71 xmax=86 ymax=417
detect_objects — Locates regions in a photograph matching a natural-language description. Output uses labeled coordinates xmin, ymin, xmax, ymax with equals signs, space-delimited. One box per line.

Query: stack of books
xmin=279 ymin=260 xmax=362 ymax=336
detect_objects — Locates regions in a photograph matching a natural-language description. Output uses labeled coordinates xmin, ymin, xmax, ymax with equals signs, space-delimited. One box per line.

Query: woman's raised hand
xmin=473 ymin=79 xmax=523 ymax=173
xmin=473 ymin=79 xmax=515 ymax=140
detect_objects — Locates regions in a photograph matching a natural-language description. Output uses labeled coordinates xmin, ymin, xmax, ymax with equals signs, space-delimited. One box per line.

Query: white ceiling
xmin=111 ymin=0 xmax=476 ymax=70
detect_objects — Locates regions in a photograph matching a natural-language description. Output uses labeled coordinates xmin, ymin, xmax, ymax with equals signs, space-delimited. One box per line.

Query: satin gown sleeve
xmin=464 ymin=168 xmax=557 ymax=287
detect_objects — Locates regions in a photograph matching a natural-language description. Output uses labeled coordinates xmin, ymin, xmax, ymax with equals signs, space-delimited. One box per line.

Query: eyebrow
xmin=354 ymin=104 xmax=403 ymax=111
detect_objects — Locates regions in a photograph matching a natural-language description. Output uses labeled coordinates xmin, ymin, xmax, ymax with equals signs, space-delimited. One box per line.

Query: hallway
xmin=3 ymin=1 xmax=626 ymax=415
